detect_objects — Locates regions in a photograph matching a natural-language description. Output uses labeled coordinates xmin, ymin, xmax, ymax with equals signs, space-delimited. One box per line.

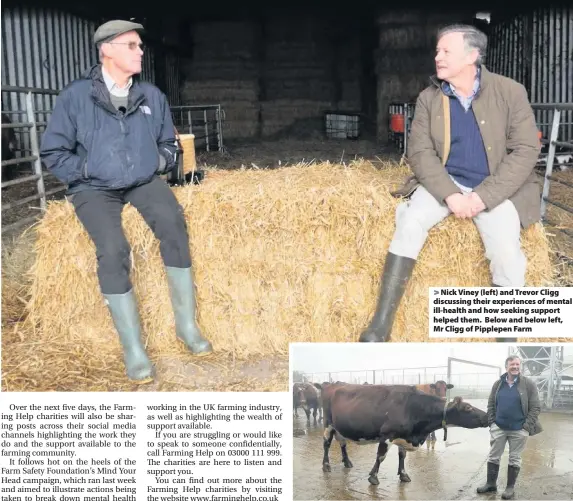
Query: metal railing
xmin=298 ymin=365 xmax=450 ymax=385
xmin=1 ymin=86 xmax=64 ymax=233
xmin=299 ymin=358 xmax=501 ymax=399
xmin=1 ymin=85 xmax=226 ymax=234
xmin=553 ymin=387 xmax=573 ymax=409
xmin=171 ymin=105 xmax=225 ymax=153
xmin=537 ymin=104 xmax=573 ymax=241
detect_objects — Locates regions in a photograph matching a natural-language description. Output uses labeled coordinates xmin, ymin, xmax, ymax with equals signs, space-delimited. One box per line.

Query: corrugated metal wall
xmin=530 ymin=8 xmax=572 ymax=141
xmin=487 ymin=14 xmax=529 ymax=90
xmin=1 ymin=6 xmax=97 ymax=126
xmin=1 ymin=6 xmax=172 ymax=107
xmin=142 ymin=44 xmax=156 ymax=86
xmin=1 ymin=5 xmax=163 ymax=161
xmin=488 ymin=7 xmax=573 ymax=141
xmin=165 ymin=52 xmax=181 ymax=105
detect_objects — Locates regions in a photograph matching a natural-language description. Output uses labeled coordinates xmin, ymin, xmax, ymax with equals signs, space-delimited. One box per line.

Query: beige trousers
xmin=388 ymin=181 xmax=526 ymax=286
xmin=486 ymin=422 xmax=529 ymax=467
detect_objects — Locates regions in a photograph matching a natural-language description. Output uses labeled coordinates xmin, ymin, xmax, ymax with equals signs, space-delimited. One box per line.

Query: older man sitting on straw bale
xmin=39 ymin=20 xmax=212 ymax=383
xmin=359 ymin=24 xmax=542 ymax=343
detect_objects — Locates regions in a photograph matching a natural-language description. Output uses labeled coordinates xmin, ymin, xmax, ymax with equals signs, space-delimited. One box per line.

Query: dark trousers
xmin=70 ymin=176 xmax=191 ymax=295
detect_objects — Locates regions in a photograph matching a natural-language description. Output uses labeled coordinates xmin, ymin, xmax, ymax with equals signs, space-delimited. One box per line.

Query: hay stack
xmin=24 ymin=161 xmax=556 ymax=359
xmin=2 ymin=229 xmax=36 ymax=326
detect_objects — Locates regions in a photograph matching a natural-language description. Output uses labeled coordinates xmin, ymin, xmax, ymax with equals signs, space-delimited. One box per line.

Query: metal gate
xmin=510 ymin=345 xmax=573 ymax=410
xmin=445 ymin=357 xmax=502 ymax=400
xmin=300 ymin=360 xmax=501 ymax=398
xmin=1 ymin=85 xmax=226 ymax=235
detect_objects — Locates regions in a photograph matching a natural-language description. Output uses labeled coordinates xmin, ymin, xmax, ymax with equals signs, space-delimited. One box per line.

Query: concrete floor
xmin=293 ymin=399 xmax=573 ymax=500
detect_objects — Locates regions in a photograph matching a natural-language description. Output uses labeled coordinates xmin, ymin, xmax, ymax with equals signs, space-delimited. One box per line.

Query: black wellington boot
xmin=476 ymin=461 xmax=499 ymax=494
xmin=501 ymin=465 xmax=520 ymax=500
xmin=359 ymin=252 xmax=416 ymax=342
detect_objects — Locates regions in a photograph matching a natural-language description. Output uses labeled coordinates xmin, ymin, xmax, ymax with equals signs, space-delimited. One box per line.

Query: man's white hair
xmin=437 ymin=24 xmax=488 ymax=65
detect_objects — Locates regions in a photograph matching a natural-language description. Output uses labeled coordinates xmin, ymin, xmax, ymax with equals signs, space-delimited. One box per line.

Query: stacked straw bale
xmin=261 ymin=18 xmax=362 ymax=137
xmin=181 ymin=21 xmax=260 ymax=139
xmin=24 ymin=161 xmax=556 ymax=361
xmin=181 ymin=17 xmax=365 ymax=139
xmin=2 ymin=230 xmax=35 ymax=326
xmin=375 ymin=10 xmax=462 ymax=139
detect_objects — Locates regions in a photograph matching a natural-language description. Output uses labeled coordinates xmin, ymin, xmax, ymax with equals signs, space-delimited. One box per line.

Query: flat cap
xmin=94 ymin=20 xmax=144 ymax=45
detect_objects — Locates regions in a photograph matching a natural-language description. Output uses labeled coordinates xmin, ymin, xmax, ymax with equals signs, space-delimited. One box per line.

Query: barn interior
xmin=1 ymin=1 xmax=572 ymax=392
xmin=2 ymin=0 xmax=506 ymax=227
xmin=2 ymin=1 xmax=496 ymax=152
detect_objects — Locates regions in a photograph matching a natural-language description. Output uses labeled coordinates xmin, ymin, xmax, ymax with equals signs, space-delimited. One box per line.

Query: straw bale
xmin=265 ymin=19 xmax=321 ymax=42
xmin=189 ymin=52 xmax=258 ymax=65
xmin=23 ymin=161 xmax=560 ymax=362
xmin=259 ymin=99 xmax=332 ymax=137
xmin=377 ymin=74 xmax=427 ymax=105
xmin=181 ymin=83 xmax=259 ymax=104
xmin=424 ymin=11 xmax=469 ymax=25
xmin=336 ymin=101 xmax=362 ymax=112
xmin=1 ymin=319 xmax=289 ymax=392
xmin=265 ymin=81 xmax=334 ymax=101
xmin=182 ymin=60 xmax=259 ymax=74
xmin=261 ymin=100 xmax=332 ymax=118
xmin=375 ymin=48 xmax=434 ymax=74
xmin=1 ymin=229 xmax=36 ymax=326
xmin=378 ymin=25 xmax=435 ymax=50
xmin=265 ymin=48 xmax=327 ymax=63
xmin=376 ymin=10 xmax=426 ymax=25
xmin=182 ymin=62 xmax=259 ymax=80
xmin=339 ymin=82 xmax=362 ymax=103
xmin=263 ymin=65 xmax=329 ymax=78
xmin=182 ymin=79 xmax=259 ymax=91
xmin=542 ymin=169 xmax=573 ymax=286
xmin=219 ymin=104 xmax=260 ymax=122
xmin=192 ymin=22 xmax=258 ymax=46
xmin=223 ymin=121 xmax=259 ymax=139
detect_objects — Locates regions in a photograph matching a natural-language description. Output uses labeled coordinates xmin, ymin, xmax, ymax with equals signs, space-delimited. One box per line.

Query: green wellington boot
xmin=165 ymin=266 xmax=213 ymax=355
xmin=104 ymin=290 xmax=154 ymax=382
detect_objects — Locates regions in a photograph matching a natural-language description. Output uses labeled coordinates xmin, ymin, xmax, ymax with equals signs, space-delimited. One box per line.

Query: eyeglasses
xmin=108 ymin=42 xmax=144 ymax=51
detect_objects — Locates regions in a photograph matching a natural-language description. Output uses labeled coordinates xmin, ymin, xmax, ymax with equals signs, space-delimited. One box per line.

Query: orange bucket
xmin=537 ymin=129 xmax=543 ymax=146
xmin=390 ymin=114 xmax=405 ymax=134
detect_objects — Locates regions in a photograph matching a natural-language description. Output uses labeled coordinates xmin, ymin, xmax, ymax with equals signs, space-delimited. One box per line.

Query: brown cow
xmin=415 ymin=380 xmax=454 ymax=449
xmin=292 ymin=382 xmax=322 ymax=425
xmin=320 ymin=382 xmax=487 ymax=485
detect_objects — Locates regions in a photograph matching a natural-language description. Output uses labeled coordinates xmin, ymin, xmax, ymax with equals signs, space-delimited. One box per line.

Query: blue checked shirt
xmin=441 ymin=66 xmax=481 ymax=111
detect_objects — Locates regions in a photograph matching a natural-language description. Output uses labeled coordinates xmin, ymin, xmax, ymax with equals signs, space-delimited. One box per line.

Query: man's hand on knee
xmin=445 ymin=193 xmax=474 ymax=218
xmin=466 ymin=192 xmax=487 ymax=217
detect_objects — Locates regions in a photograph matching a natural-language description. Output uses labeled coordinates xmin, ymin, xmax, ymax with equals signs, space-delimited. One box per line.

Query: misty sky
xmin=292 ymin=343 xmax=513 ymax=373
xmin=292 ymin=343 xmax=573 ymax=376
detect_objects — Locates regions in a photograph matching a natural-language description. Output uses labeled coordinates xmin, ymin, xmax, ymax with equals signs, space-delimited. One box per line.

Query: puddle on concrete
xmin=293 ymin=399 xmax=573 ymax=500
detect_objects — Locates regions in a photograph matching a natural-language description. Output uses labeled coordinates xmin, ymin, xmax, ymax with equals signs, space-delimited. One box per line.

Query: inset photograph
xmin=291 ymin=343 xmax=573 ymax=500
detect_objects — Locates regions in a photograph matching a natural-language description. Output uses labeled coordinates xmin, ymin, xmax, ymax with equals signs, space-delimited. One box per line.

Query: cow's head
xmin=293 ymin=384 xmax=309 ymax=410
xmin=445 ymin=396 xmax=488 ymax=428
xmin=430 ymin=380 xmax=454 ymax=398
